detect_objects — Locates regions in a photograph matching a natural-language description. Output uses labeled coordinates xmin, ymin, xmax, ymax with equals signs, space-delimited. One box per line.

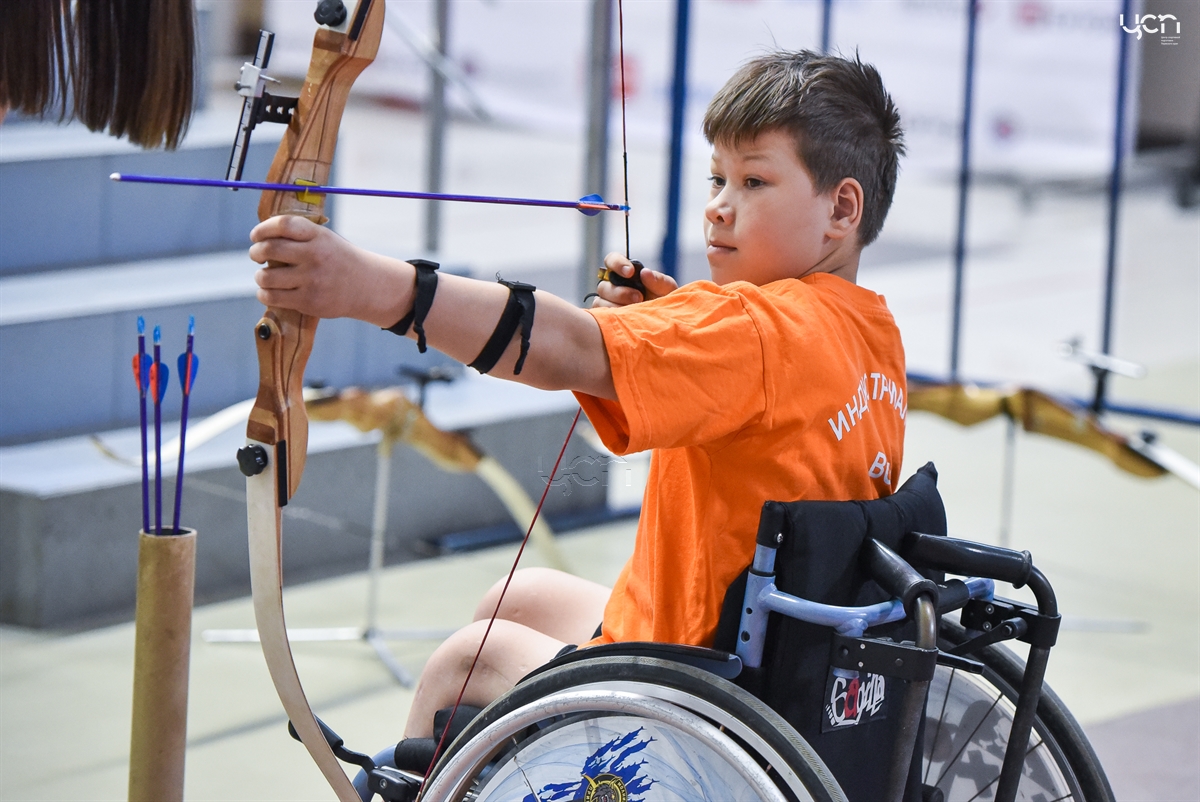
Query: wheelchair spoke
xmin=929 ymin=620 xmax=1107 ymax=802
xmin=963 ymin=774 xmax=998 ymax=802
xmin=425 ymin=657 xmax=846 ymax=802
xmin=929 ymin=670 xmax=1005 ymax=792
xmin=925 ymin=667 xmax=956 ymax=786
xmin=932 ymin=680 xmax=1078 ymax=801
xmin=958 ymin=749 xmax=1075 ymax=802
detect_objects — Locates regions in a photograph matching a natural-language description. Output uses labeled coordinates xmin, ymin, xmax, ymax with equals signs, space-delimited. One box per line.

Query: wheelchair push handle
xmin=904 ymin=532 xmax=1032 ymax=587
xmin=861 ymin=539 xmax=939 ymax=614
xmin=755 ymin=501 xmax=788 ymax=548
xmin=903 ymin=532 xmax=1058 ymax=617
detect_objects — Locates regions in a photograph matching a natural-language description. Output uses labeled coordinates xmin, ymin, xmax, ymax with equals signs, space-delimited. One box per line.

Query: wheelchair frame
xmin=334 ymin=528 xmax=1112 ymax=802
xmin=735 ymin=496 xmax=1072 ymax=802
xmin=308 ymin=466 xmax=1113 ymax=802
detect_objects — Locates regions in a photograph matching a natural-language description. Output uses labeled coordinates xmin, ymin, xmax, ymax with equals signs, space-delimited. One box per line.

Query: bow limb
xmin=244 ymin=2 xmax=384 ymax=800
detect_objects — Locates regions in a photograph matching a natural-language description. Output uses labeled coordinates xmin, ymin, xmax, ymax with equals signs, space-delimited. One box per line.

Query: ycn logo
xmin=1121 ymin=13 xmax=1182 ymax=44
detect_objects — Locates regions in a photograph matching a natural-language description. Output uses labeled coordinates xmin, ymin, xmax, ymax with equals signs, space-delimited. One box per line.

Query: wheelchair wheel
xmin=422 ymin=655 xmax=847 ymax=802
xmin=923 ymin=620 xmax=1115 ymax=802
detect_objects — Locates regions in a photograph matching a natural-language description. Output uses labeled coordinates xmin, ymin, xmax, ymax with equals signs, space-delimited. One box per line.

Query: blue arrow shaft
xmin=153 ymin=341 xmax=163 ymax=535
xmin=172 ymin=336 xmax=194 ymax=534
xmin=110 ymin=173 xmax=629 ymax=212
xmin=138 ymin=337 xmax=150 ymax=534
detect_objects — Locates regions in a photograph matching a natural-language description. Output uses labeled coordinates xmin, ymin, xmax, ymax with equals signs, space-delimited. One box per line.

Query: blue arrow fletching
xmin=178 ymin=353 xmax=199 ymax=394
xmin=578 ymin=193 xmax=605 ymax=217
xmin=151 ymin=362 xmax=170 ymax=402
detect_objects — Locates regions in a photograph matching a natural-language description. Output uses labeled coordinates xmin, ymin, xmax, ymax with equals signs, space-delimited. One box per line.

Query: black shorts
xmin=553 ymin=622 xmax=604 ymax=661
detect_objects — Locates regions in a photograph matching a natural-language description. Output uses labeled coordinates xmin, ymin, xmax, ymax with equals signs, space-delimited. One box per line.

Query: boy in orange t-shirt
xmin=248 ymin=50 xmax=907 ymax=742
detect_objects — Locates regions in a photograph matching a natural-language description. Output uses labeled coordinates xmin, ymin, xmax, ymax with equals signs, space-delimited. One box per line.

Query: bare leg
xmin=404 ymin=618 xmax=564 ymax=738
xmin=474 ymin=567 xmax=610 ymax=644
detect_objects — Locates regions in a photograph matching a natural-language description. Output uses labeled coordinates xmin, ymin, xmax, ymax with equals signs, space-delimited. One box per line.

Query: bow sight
xmin=226 ymin=31 xmax=296 ymax=183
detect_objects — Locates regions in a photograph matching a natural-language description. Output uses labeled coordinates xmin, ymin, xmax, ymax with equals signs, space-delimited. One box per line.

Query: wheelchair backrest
xmin=714 ymin=462 xmax=947 ymax=802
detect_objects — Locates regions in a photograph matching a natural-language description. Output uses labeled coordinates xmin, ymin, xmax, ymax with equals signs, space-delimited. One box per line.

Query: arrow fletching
xmin=150 ymin=362 xmax=170 ymax=402
xmin=178 ymin=352 xmax=199 ymax=395
xmin=577 ymin=193 xmax=607 ymax=217
xmin=131 ymin=354 xmax=151 ymax=395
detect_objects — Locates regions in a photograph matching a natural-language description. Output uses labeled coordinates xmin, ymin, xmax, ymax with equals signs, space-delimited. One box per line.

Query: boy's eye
xmin=745 ymin=177 xmax=765 ymax=189
xmin=708 ymin=175 xmax=726 ymax=188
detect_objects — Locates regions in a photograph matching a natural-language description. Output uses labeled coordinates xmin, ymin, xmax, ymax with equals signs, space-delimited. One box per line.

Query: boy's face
xmin=704 ymin=129 xmax=852 ymax=286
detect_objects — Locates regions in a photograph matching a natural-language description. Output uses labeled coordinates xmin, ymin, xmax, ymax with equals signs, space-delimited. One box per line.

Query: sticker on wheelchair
xmin=471 ymin=714 xmax=769 ymax=801
xmin=822 ymin=670 xmax=888 ymax=732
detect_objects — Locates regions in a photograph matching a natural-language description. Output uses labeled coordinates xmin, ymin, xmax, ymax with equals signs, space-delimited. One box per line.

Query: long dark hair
xmin=2 ymin=0 xmax=196 ymax=149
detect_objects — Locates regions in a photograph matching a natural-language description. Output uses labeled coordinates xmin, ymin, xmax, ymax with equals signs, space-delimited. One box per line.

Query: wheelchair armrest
xmin=526 ymin=641 xmax=744 ymax=682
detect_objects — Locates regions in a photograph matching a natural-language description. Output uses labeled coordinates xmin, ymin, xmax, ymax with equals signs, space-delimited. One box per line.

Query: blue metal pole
xmin=949 ymin=0 xmax=979 ymax=383
xmin=1094 ymin=0 xmax=1134 ymax=413
xmin=660 ymin=0 xmax=690 ymax=280
xmin=821 ymin=0 xmax=833 ymax=54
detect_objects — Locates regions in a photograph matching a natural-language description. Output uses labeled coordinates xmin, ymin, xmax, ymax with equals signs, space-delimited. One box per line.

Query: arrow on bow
xmin=110 ymin=173 xmax=628 ymax=215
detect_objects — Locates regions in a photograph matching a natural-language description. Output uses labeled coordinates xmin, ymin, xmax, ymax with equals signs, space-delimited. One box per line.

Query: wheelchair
xmin=339 ymin=462 xmax=1114 ymax=802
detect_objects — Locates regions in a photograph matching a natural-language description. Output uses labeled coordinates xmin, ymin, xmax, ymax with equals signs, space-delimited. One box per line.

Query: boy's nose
xmin=705 ymin=194 xmax=731 ymax=225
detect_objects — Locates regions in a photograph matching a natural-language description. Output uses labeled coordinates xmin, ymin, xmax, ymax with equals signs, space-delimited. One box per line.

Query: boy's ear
xmin=828 ymin=178 xmax=863 ymax=243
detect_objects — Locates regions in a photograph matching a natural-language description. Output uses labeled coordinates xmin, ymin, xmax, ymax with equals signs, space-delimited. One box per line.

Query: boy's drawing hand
xmin=249 ymin=216 xmax=405 ymax=326
xmin=591 ymin=252 xmax=678 ymax=308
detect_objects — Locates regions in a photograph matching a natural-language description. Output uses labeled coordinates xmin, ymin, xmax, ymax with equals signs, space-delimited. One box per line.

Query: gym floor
xmin=1 ymin=96 xmax=1197 ymax=800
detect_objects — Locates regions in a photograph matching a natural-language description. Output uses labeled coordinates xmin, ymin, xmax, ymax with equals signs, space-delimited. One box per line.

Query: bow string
xmin=420 ymin=0 xmax=636 ymax=788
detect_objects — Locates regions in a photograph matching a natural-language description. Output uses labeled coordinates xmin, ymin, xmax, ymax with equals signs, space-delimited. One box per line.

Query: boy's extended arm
xmin=249 ymin=215 xmax=616 ymax=400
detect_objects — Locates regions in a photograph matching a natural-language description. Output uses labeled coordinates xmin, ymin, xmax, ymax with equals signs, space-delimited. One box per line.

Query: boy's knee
xmin=474 ymin=567 xmax=565 ymax=622
xmin=432 ymin=619 xmax=493 ymax=674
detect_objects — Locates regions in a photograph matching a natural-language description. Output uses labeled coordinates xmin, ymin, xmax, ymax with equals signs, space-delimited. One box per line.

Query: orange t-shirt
xmin=574 ymin=273 xmax=907 ymax=648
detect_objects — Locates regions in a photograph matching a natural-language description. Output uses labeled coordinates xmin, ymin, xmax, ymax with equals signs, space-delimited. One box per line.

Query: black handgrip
xmin=862 ymin=539 xmax=939 ymax=612
xmin=755 ymin=501 xmax=789 ymax=548
xmin=903 ymin=532 xmax=1033 ymax=588
xmin=935 ymin=579 xmax=972 ymax=614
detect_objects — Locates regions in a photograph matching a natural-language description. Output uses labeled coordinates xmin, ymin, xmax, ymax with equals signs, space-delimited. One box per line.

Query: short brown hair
xmin=703 ymin=50 xmax=904 ymax=247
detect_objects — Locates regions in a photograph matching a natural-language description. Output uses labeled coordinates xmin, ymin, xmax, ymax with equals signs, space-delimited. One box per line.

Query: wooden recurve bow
xmin=237 ymin=1 xmax=385 ymax=799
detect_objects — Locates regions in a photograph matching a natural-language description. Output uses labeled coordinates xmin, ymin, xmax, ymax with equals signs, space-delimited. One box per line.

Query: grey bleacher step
xmin=0 ymin=251 xmax=466 ymax=444
xmin=0 ymin=108 xmax=283 ymax=276
xmin=0 ymin=376 xmax=603 ymax=629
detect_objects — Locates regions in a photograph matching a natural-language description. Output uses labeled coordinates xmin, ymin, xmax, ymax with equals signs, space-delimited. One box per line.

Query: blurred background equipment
xmin=202 ymin=377 xmax=570 ymax=686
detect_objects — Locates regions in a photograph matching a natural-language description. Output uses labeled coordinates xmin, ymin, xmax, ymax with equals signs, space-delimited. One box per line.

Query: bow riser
xmin=248 ymin=310 xmax=317 ymax=503
xmin=258 ymin=25 xmax=384 ymax=224
xmin=244 ymin=3 xmax=385 ymax=799
xmin=249 ymin=0 xmax=384 ymax=505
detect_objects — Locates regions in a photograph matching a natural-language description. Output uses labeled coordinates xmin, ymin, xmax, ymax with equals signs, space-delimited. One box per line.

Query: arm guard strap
xmin=384 ymin=258 xmax=440 ymax=353
xmin=469 ymin=279 xmax=536 ymax=375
